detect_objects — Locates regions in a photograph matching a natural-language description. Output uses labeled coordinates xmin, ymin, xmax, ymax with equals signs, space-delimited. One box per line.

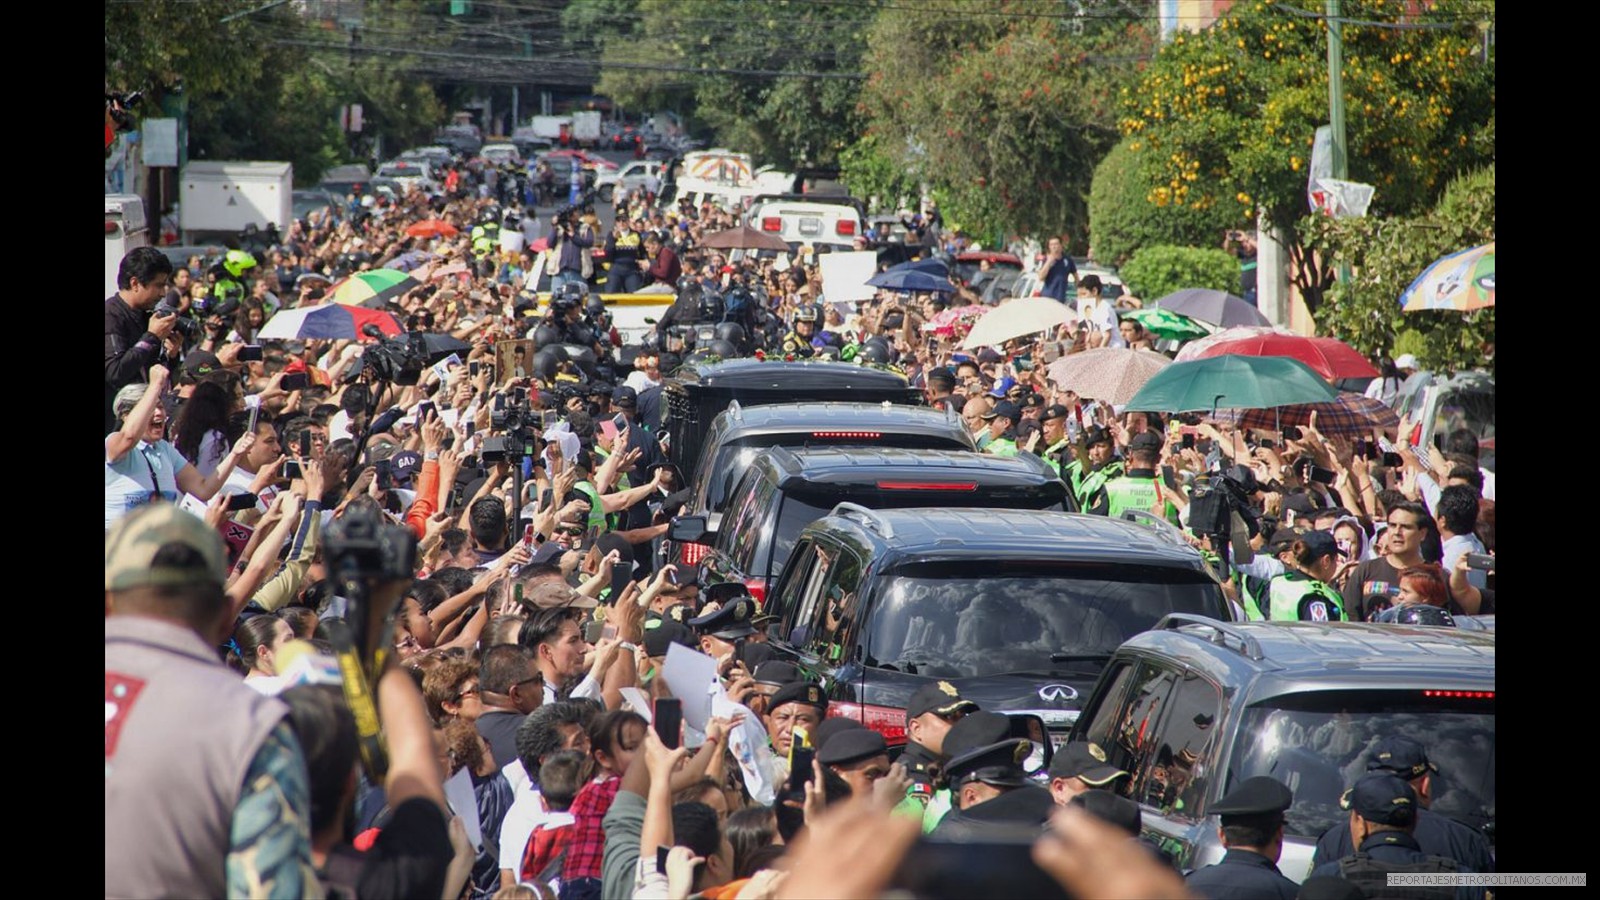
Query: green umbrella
xmin=1121 ymin=307 xmax=1211 ymax=341
xmin=1123 ymin=355 xmax=1339 ymax=413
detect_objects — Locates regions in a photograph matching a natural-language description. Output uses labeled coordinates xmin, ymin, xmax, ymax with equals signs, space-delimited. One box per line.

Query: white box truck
xmin=571 ymin=110 xmax=602 ymax=146
xmin=180 ymin=161 xmax=293 ymax=241
xmin=105 ymin=193 xmax=149 ymax=298
xmin=529 ymin=115 xmax=572 ymax=141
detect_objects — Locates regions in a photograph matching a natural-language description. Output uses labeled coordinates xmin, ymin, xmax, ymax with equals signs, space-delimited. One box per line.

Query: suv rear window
xmin=1229 ymin=690 xmax=1495 ymax=839
xmin=704 ymin=435 xmax=972 ymax=513
xmin=862 ymin=561 xmax=1221 ymax=679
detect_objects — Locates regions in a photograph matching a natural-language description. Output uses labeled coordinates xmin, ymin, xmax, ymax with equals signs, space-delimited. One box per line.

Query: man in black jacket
xmin=928 ymin=711 xmax=1054 ymax=840
xmin=106 ymin=247 xmax=180 ymax=433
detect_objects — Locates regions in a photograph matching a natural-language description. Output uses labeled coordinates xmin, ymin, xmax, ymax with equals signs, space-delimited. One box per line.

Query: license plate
xmin=798 ymin=217 xmax=822 ymax=236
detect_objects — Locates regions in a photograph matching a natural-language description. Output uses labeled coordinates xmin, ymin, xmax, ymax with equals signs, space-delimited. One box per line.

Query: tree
xmin=1121 ymin=0 xmax=1495 ymax=312
xmin=1304 ymin=167 xmax=1494 ymax=375
xmin=1119 ymin=245 xmax=1240 ymax=300
xmin=859 ymin=1 xmax=1157 ymax=248
xmin=1088 ymin=136 xmax=1243 ymax=267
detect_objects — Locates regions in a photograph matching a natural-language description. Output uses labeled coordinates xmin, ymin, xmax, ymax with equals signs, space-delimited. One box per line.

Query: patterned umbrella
xmin=927 ymin=304 xmax=990 ymax=335
xmin=1175 ymin=325 xmax=1287 ymax=362
xmin=1401 ymin=241 xmax=1495 ymax=312
xmin=1188 ymin=333 xmax=1378 ymax=381
xmin=257 ymin=304 xmax=404 ymax=341
xmin=1045 ymin=347 xmax=1172 ymax=407
xmin=1121 ymin=306 xmax=1212 ymax=341
xmin=1210 ymin=391 xmax=1401 ymax=438
xmin=330 ymin=269 xmax=421 ymax=309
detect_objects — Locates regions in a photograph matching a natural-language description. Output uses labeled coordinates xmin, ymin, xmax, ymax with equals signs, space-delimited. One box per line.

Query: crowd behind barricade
xmin=106 ymin=156 xmax=1494 ymax=900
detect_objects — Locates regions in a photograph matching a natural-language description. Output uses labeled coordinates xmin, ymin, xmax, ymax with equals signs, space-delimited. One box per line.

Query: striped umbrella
xmin=1210 ymin=391 xmax=1400 ymax=438
xmin=330 ymin=269 xmax=420 ymax=309
xmin=257 ymin=304 xmax=404 ymax=341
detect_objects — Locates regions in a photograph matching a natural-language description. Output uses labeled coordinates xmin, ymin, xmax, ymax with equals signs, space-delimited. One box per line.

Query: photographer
xmin=548 ymin=208 xmax=595 ymax=295
xmin=107 ymin=247 xmax=184 ymax=433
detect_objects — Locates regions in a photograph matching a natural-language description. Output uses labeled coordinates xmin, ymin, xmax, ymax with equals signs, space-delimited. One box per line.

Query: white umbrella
xmin=959 ymin=297 xmax=1077 ymax=349
xmin=1045 ymin=347 xmax=1173 ymax=407
xmin=1173 ymin=325 xmax=1290 ymax=362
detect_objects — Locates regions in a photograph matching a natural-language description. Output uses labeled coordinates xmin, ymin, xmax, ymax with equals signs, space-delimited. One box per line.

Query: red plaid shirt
xmin=560 ymin=776 xmax=621 ymax=881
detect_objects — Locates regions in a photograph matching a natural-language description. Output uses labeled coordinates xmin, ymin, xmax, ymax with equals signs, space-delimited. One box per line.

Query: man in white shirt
xmin=498 ymin=701 xmax=594 ymax=890
xmin=516 ymin=588 xmax=619 ymax=705
xmin=1076 ymin=275 xmax=1124 ymax=349
xmin=624 ymin=354 xmax=662 ymax=394
xmin=1434 ymin=484 xmax=1485 ymax=571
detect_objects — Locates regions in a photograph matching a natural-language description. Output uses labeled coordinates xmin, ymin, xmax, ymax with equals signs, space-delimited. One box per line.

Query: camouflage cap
xmin=104 ymin=503 xmax=229 ymax=592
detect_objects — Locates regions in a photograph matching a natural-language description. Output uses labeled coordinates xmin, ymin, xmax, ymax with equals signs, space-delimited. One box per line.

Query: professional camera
xmin=192 ymin=291 xmax=240 ymax=322
xmin=484 ymin=390 xmax=540 ymax=463
xmin=154 ymin=297 xmax=200 ymax=341
xmin=1187 ymin=464 xmax=1262 ymax=540
xmin=324 ymin=500 xmax=417 ymax=585
xmin=356 ymin=324 xmax=427 ymax=385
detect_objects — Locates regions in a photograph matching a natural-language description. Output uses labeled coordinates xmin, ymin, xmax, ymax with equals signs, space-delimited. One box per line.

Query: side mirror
xmin=1007 ymin=713 xmax=1054 ymax=777
xmin=668 ymin=515 xmax=712 ymax=544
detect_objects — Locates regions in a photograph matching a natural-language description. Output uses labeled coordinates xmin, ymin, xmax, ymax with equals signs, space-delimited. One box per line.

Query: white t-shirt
xmin=1080 ymin=298 xmax=1125 ymax=347
xmin=223 ymin=465 xmax=276 ymax=513
xmin=498 ymin=782 xmax=549 ymax=880
xmin=105 ymin=437 xmax=190 ymax=531
xmin=624 ymin=370 xmax=660 ymax=394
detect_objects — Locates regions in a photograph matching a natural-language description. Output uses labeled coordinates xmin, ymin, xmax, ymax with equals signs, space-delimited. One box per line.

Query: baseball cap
xmin=388 ymin=450 xmax=422 ymax=487
xmin=1341 ymin=772 xmax=1418 ymax=827
xmin=1041 ymin=404 xmax=1070 ymax=422
xmin=521 ymin=581 xmax=598 ymax=611
xmin=1047 ymin=741 xmax=1128 ymax=785
xmin=988 ymin=376 xmax=1018 ymax=398
xmin=1127 ymin=432 xmax=1164 ymax=453
xmin=105 ymin=503 xmax=229 ymax=592
xmin=182 ymin=349 xmax=225 ymax=383
xmin=642 ymin=618 xmax=695 ymax=658
xmin=983 ymin=400 xmax=1022 ymax=422
xmin=612 ymin=385 xmax=638 ymax=408
xmin=1365 ymin=736 xmax=1439 ymax=780
xmin=525 ymin=541 xmax=568 ymax=571
xmin=1395 ymin=354 xmax=1419 ymax=370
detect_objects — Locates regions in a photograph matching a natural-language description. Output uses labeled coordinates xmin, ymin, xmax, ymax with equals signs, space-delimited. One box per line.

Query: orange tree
xmin=1121 ymin=0 xmax=1494 ymax=313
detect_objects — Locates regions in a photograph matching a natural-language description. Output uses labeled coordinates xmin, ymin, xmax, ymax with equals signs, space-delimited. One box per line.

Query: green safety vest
xmin=1104 ymin=474 xmax=1179 ymax=526
xmin=574 ymin=480 xmax=608 ymax=532
xmin=919 ymin=788 xmax=954 ymax=833
xmin=592 ymin=450 xmax=633 ymax=530
xmin=1039 ymin=439 xmax=1070 ymax=476
xmin=1066 ymin=459 xmax=1122 ymax=508
xmin=1267 ymin=572 xmax=1347 ymax=622
xmin=985 ymin=436 xmax=1018 ymax=457
xmin=1240 ymin=575 xmax=1270 ymax=621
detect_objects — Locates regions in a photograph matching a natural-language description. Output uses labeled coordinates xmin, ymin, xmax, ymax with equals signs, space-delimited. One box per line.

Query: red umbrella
xmin=1189 ymin=333 xmax=1378 ymax=381
xmin=406 ymin=219 xmax=459 ymax=238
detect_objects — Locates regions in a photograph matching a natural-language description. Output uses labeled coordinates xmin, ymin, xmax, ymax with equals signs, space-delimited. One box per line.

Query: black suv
xmin=665 ymin=401 xmax=976 ymax=572
xmin=661 ymin=359 xmax=924 ymax=482
xmin=1068 ymin=617 xmax=1496 ymax=882
xmin=674 ymin=448 xmax=1074 ymax=604
xmin=759 ymin=507 xmax=1227 ymax=741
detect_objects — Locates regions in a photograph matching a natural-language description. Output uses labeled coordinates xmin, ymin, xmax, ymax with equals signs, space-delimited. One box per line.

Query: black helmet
xmin=698 ymin=291 xmax=725 ymax=322
xmin=1377 ymin=604 xmax=1457 ymax=627
xmin=857 ymin=339 xmax=892 ymax=365
xmin=706 ymin=339 xmax=739 ymax=359
xmin=794 ymin=303 xmax=820 ymax=324
xmin=714 ymin=322 xmax=746 ymax=346
xmin=533 ymin=323 xmax=563 ymax=348
xmin=676 ymin=275 xmax=701 ymax=296
xmin=584 ymin=295 xmax=607 ymax=319
xmin=531 ymin=347 xmax=564 ymax=381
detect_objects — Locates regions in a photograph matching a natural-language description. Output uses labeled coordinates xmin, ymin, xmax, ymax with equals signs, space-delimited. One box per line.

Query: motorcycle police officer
xmin=780 ymin=304 xmax=819 ymax=357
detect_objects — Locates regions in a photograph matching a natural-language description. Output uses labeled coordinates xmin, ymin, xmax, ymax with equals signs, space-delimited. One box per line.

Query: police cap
xmin=767 ymin=681 xmax=828 ymax=715
xmin=1209 ymin=775 xmax=1294 ymax=820
xmin=1127 ymin=431 xmax=1165 ymax=453
xmin=686 ymin=597 xmax=758 ymax=640
xmin=752 ymin=660 xmax=802 ymax=687
xmin=1341 ymin=772 xmax=1417 ymax=827
xmin=1068 ymin=789 xmax=1142 ymax=837
xmin=941 ymin=711 xmax=1031 ymax=789
xmin=816 ymin=728 xmax=888 ymax=768
xmin=641 ymin=618 xmax=695 ymax=658
xmin=1046 ymin=741 xmax=1127 ymax=786
xmin=1365 ymin=736 xmax=1439 ymax=780
xmin=809 ymin=715 xmax=865 ymax=753
xmin=905 ymin=681 xmax=979 ymax=723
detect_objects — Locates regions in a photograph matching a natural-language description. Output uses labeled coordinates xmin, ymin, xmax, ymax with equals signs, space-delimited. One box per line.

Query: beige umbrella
xmin=959 ymin=297 xmax=1077 ymax=349
xmin=1045 ymin=347 xmax=1173 ymax=406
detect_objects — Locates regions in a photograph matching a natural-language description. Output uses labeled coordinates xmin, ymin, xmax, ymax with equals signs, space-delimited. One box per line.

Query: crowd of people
xmin=106 ymin=150 xmax=1494 ymax=899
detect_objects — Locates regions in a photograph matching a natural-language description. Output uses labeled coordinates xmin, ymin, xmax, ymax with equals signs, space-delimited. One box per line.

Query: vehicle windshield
xmin=1229 ymin=690 xmax=1495 ymax=840
xmin=1433 ymin=389 xmax=1495 ymax=467
xmin=861 ymin=562 xmax=1222 ymax=678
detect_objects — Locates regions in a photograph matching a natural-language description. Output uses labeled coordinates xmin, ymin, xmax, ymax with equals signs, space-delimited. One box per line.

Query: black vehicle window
xmin=862 ymin=561 xmax=1224 ymax=679
xmin=775 ymin=540 xmax=821 ymax=636
xmin=715 ymin=468 xmax=765 ymax=559
xmin=1076 ymin=661 xmax=1140 ymax=754
xmin=1137 ymin=672 xmax=1222 ymax=821
xmin=803 ymin=548 xmax=864 ymax=662
xmin=786 ymin=543 xmax=838 ymax=649
xmin=1105 ymin=662 xmax=1177 ymax=797
xmin=1227 ymin=690 xmax=1495 ymax=840
xmin=723 ymin=471 xmax=776 ymax=574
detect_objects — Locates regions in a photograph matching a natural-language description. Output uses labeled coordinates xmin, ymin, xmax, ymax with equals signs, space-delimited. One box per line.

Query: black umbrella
xmin=405 ymin=331 xmax=473 ymax=363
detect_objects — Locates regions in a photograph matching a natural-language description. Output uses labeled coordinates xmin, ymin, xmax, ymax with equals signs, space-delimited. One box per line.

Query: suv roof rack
xmin=727 ymin=400 xmax=744 ymax=423
xmin=831 ymin=502 xmax=895 ymax=539
xmin=1120 ymin=510 xmax=1189 ymax=547
xmin=1156 ymin=614 xmax=1265 ymax=661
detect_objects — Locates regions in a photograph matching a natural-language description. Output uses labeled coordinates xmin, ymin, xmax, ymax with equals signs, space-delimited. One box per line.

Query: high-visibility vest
xmin=574 ymin=480 xmax=608 ymax=532
xmin=1267 ymin=571 xmax=1347 ymax=622
xmin=985 ymin=436 xmax=1018 ymax=457
xmin=1104 ymin=474 xmax=1179 ymax=526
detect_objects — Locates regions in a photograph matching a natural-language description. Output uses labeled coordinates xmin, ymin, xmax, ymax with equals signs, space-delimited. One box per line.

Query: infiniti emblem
xmin=1038 ymin=684 xmax=1079 ymax=703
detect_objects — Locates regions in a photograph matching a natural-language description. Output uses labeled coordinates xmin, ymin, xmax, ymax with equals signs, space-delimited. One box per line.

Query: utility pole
xmin=1326 ymin=0 xmax=1351 ymax=293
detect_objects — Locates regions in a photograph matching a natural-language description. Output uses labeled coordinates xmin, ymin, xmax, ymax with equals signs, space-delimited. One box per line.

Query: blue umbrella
xmin=867 ymin=266 xmax=957 ymax=294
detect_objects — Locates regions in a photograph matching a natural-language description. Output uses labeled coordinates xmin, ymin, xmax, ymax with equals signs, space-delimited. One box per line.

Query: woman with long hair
xmin=171 ymin=380 xmax=235 ymax=477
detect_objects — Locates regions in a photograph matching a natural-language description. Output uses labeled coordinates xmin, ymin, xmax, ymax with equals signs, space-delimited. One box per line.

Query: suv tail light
xmin=743 ymin=578 xmax=767 ymax=606
xmin=829 ymin=701 xmax=907 ymax=744
xmin=811 ymin=431 xmax=881 ymax=439
xmin=1423 ymin=690 xmax=1494 ymax=699
xmin=876 ymin=481 xmax=978 ymax=491
xmin=761 ymin=217 xmax=782 ymax=232
xmin=680 ymin=541 xmax=709 ymax=567
xmin=105 ymin=220 xmax=121 ymax=236
xmin=835 ymin=219 xmax=856 ymax=236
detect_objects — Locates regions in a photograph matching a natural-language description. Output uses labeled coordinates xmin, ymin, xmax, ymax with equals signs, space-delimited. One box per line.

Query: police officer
xmin=817 ymin=727 xmax=892 ymax=798
xmin=1034 ymin=405 xmax=1073 ymax=475
xmin=893 ymin=681 xmax=979 ymax=826
xmin=1265 ymin=530 xmax=1348 ymax=622
xmin=761 ymin=680 xmax=827 ymax=759
xmin=1095 ymin=431 xmax=1180 ymax=526
xmin=1311 ymin=737 xmax=1493 ymax=874
xmin=1063 ymin=426 xmax=1124 ymax=511
xmin=748 ymin=660 xmax=802 ymax=717
xmin=1183 ymin=776 xmax=1300 ymax=900
xmin=780 ymin=304 xmax=819 ymax=357
xmin=1307 ymin=773 xmax=1480 ymax=900
xmin=209 ymin=249 xmax=258 ymax=313
xmin=1046 ymin=740 xmax=1129 ymax=806
xmin=927 ymin=711 xmax=1054 ymax=839
xmin=978 ymin=400 xmax=1022 ymax=456
xmin=686 ymin=595 xmax=759 ymax=663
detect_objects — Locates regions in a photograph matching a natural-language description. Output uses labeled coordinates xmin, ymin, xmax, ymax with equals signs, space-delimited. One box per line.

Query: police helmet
xmin=584 ymin=295 xmax=608 ymax=320
xmin=676 ymin=275 xmax=702 ymax=298
xmin=857 ymin=339 xmax=893 ymax=365
xmin=699 ymin=291 xmax=726 ymax=322
xmin=532 ymin=323 xmax=564 ymax=348
xmin=222 ymin=249 xmax=258 ymax=279
xmin=714 ymin=322 xmax=746 ymax=346
xmin=794 ymin=303 xmax=820 ymax=324
xmin=1376 ymin=604 xmax=1457 ymax=627
xmin=532 ymin=347 xmax=564 ymax=381
xmin=706 ymin=339 xmax=739 ymax=359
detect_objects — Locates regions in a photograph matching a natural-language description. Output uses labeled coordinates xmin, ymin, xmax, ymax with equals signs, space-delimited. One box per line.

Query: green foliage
xmin=1305 ymin=167 xmax=1494 ymax=375
xmin=1121 ymin=0 xmax=1495 ymax=311
xmin=1089 ymin=136 xmax=1245 ymax=267
xmin=861 ymin=2 xmax=1157 ymax=248
xmin=1119 ymin=245 xmax=1241 ymax=300
xmin=839 ymin=132 xmax=921 ymax=213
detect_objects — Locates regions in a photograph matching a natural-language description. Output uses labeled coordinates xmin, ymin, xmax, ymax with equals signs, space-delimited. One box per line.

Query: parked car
xmin=672 ymin=448 xmax=1076 ymax=603
xmin=400 ymin=146 xmax=455 ymax=169
xmin=480 ymin=143 xmax=523 ymax=166
xmin=1393 ymin=370 xmax=1495 ymax=471
xmin=754 ymin=508 xmax=1224 ymax=742
xmin=318 ymin=164 xmax=372 ymax=200
xmin=1069 ymin=617 xmax=1495 ymax=882
xmin=593 ymin=160 xmax=665 ymax=202
xmin=744 ymin=194 xmax=866 ymax=253
xmin=951 ymin=251 xmax=1024 ymax=291
xmin=663 ymin=401 xmax=978 ymax=574
xmin=375 ymin=160 xmax=438 ymax=194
